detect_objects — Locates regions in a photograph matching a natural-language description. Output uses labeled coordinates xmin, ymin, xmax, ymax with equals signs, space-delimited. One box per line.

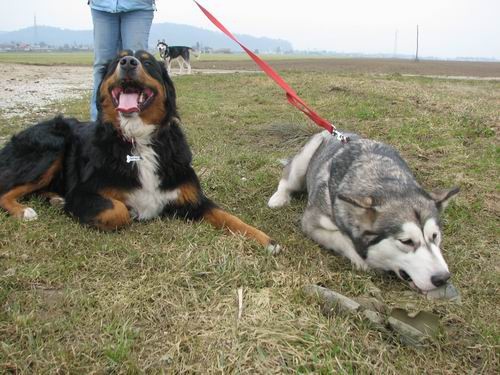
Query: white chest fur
xmin=120 ymin=115 xmax=179 ymax=220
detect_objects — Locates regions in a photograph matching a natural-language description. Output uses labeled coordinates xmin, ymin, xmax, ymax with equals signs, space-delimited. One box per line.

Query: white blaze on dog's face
xmin=158 ymin=43 xmax=167 ymax=56
xmin=337 ymin=187 xmax=458 ymax=292
xmin=366 ymin=218 xmax=450 ymax=292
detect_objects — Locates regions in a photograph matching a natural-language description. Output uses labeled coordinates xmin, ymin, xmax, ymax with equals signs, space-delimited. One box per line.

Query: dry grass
xmin=0 ymin=66 xmax=499 ymax=373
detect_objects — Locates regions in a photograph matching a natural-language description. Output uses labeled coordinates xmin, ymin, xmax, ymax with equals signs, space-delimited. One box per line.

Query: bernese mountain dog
xmin=0 ymin=50 xmax=279 ymax=253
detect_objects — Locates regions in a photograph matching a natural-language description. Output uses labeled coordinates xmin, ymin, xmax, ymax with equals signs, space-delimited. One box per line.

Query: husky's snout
xmin=399 ymin=269 xmax=451 ymax=291
xmin=399 ymin=269 xmax=450 ymax=289
xmin=431 ymin=272 xmax=451 ymax=287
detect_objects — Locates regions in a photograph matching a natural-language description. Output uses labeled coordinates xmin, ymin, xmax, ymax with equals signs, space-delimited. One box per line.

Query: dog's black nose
xmin=431 ymin=272 xmax=451 ymax=287
xmin=119 ymin=56 xmax=139 ymax=71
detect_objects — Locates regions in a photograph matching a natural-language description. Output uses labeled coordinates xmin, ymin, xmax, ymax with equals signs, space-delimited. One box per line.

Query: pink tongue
xmin=117 ymin=92 xmax=140 ymax=113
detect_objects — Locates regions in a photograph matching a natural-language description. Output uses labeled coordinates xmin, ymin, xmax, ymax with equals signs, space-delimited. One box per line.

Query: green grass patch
xmin=0 ymin=51 xmax=329 ymax=66
xmin=0 ymin=68 xmax=498 ymax=373
xmin=0 ymin=51 xmax=94 ymax=66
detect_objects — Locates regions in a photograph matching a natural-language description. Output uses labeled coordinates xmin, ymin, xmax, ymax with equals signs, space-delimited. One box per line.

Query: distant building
xmin=0 ymin=42 xmax=92 ymax=52
xmin=214 ymin=48 xmax=231 ymax=54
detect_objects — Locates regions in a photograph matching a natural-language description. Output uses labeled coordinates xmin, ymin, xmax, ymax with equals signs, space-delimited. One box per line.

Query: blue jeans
xmin=90 ymin=8 xmax=154 ymax=121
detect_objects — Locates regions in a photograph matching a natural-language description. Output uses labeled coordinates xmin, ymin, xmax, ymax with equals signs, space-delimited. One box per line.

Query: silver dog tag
xmin=126 ymin=155 xmax=142 ymax=163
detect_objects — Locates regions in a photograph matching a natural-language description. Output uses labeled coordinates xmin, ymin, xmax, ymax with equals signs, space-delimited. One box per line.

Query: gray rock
xmin=303 ymin=285 xmax=360 ymax=314
xmin=425 ymin=283 xmax=461 ymax=303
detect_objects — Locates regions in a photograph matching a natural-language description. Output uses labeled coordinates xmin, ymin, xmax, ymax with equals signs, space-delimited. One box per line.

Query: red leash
xmin=194 ymin=1 xmax=349 ymax=143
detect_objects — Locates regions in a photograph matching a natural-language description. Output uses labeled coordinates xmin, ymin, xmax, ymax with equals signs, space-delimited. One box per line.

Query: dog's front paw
xmin=352 ymin=259 xmax=369 ymax=271
xmin=23 ymin=207 xmax=38 ymax=221
xmin=266 ymin=240 xmax=282 ymax=255
xmin=268 ymin=191 xmax=290 ymax=208
xmin=49 ymin=196 xmax=65 ymax=208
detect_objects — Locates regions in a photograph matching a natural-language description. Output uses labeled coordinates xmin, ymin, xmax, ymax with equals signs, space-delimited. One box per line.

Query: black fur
xmin=0 ymin=117 xmax=71 ymax=196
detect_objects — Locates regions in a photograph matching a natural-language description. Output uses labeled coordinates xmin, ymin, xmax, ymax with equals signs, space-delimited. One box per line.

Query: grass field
xmin=0 ymin=51 xmax=318 ymax=66
xmin=0 ymin=55 xmax=499 ymax=373
xmin=1 ymin=51 xmax=499 ymax=78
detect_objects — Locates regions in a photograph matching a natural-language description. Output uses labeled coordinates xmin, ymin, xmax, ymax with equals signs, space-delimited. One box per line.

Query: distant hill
xmin=0 ymin=23 xmax=293 ymax=52
xmin=150 ymin=22 xmax=292 ymax=52
xmin=0 ymin=26 xmax=92 ymax=46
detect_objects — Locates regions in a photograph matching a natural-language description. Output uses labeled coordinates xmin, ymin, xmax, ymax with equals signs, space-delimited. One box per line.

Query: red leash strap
xmin=194 ymin=1 xmax=349 ymax=142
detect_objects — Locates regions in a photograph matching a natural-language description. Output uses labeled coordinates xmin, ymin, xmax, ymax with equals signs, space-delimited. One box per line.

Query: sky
xmin=0 ymin=0 xmax=499 ymax=59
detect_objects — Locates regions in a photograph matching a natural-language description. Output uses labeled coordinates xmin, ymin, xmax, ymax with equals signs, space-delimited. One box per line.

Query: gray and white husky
xmin=268 ymin=131 xmax=459 ymax=292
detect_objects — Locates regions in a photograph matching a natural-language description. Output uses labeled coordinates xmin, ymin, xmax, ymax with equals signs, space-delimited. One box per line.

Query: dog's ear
xmin=337 ymin=194 xmax=375 ymax=209
xmin=337 ymin=194 xmax=378 ymax=227
xmin=96 ymin=57 xmax=119 ymax=119
xmin=159 ymin=59 xmax=178 ymax=118
xmin=429 ymin=187 xmax=459 ymax=211
xmin=337 ymin=194 xmax=380 ymax=228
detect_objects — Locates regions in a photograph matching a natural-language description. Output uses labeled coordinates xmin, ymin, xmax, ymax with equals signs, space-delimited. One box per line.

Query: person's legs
xmin=120 ymin=10 xmax=154 ymax=51
xmin=90 ymin=9 xmax=121 ymax=121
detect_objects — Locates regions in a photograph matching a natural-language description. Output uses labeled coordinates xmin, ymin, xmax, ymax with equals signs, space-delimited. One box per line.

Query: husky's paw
xmin=23 ymin=208 xmax=38 ymax=221
xmin=266 ymin=240 xmax=282 ymax=255
xmin=268 ymin=191 xmax=290 ymax=208
xmin=352 ymin=259 xmax=369 ymax=271
xmin=49 ymin=196 xmax=65 ymax=208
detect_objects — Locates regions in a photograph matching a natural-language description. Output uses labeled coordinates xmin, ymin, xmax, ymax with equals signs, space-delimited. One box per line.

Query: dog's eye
xmin=399 ymin=239 xmax=414 ymax=247
xmin=432 ymin=233 xmax=438 ymax=241
xmin=144 ymin=61 xmax=152 ymax=66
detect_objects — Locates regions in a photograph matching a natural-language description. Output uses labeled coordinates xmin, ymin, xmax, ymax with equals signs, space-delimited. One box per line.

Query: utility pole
xmin=415 ymin=24 xmax=419 ymax=61
xmin=393 ymin=29 xmax=398 ymax=58
xmin=34 ymin=13 xmax=38 ymax=44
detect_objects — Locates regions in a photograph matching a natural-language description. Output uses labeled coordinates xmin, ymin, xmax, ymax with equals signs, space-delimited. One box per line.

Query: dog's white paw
xmin=268 ymin=192 xmax=290 ymax=208
xmin=266 ymin=241 xmax=281 ymax=255
xmin=23 ymin=208 xmax=38 ymax=221
xmin=352 ymin=259 xmax=369 ymax=271
xmin=49 ymin=197 xmax=65 ymax=208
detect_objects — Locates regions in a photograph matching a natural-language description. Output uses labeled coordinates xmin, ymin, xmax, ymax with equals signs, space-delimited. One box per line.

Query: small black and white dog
xmin=269 ymin=131 xmax=459 ymax=292
xmin=157 ymin=41 xmax=193 ymax=74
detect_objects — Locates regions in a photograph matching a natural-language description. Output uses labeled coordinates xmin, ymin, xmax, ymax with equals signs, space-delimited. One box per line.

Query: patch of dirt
xmin=0 ymin=64 xmax=91 ymax=118
xmin=193 ymin=58 xmax=500 ymax=78
xmin=0 ymin=64 xmax=259 ymax=119
xmin=1 ymin=59 xmax=498 ymax=119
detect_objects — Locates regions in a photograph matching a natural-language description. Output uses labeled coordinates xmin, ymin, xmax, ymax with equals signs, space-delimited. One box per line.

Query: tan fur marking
xmin=203 ymin=208 xmax=272 ymax=247
xmin=100 ymin=188 xmax=128 ymax=203
xmin=0 ymin=185 xmax=37 ymax=217
xmin=39 ymin=158 xmax=62 ymax=186
xmin=0 ymin=158 xmax=62 ymax=218
xmin=93 ymin=198 xmax=131 ymax=231
xmin=99 ymin=69 xmax=120 ymax=126
xmin=177 ymin=184 xmax=200 ymax=205
xmin=137 ymin=65 xmax=167 ymax=125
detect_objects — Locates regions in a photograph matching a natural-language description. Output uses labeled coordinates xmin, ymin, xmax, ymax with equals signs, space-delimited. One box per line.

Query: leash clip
xmin=332 ymin=129 xmax=350 ymax=144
